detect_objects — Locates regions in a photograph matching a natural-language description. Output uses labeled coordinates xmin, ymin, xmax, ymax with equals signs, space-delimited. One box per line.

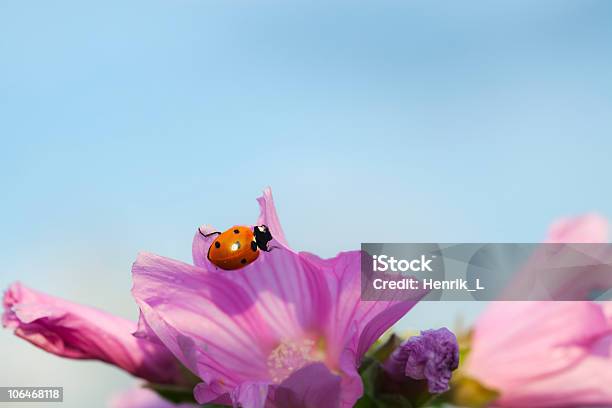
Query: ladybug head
xmin=253 ymin=225 xmax=273 ymax=251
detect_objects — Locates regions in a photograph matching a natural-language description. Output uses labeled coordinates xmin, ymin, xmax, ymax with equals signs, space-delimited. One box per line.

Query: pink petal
xmin=198 ymin=364 xmax=342 ymax=408
xmin=191 ymin=224 xmax=219 ymax=269
xmin=132 ymin=249 xmax=329 ymax=390
xmin=273 ymin=363 xmax=341 ymax=408
xmin=300 ymin=251 xmax=422 ymax=406
xmin=193 ymin=381 xmax=232 ymax=405
xmin=467 ymin=301 xmax=612 ymax=405
xmin=500 ymin=214 xmax=612 ymax=301
xmin=301 ymin=251 xmax=421 ymax=363
xmin=256 ymin=187 xmax=289 ymax=248
xmin=3 ymin=282 xmax=181 ymax=384
xmin=546 ymin=213 xmax=609 ymax=243
xmin=231 ymin=382 xmax=269 ymax=408
xmin=109 ymin=387 xmax=198 ymax=408
xmin=495 ymin=334 xmax=612 ymax=407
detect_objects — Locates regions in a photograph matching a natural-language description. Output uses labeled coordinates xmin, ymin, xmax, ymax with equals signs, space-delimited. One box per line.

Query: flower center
xmin=266 ymin=338 xmax=325 ymax=383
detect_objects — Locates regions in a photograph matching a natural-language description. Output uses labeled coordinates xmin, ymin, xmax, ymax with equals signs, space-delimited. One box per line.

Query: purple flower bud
xmin=384 ymin=328 xmax=459 ymax=394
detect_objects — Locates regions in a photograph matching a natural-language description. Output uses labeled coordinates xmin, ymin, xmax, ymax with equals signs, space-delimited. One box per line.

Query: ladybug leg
xmin=198 ymin=228 xmax=221 ymax=238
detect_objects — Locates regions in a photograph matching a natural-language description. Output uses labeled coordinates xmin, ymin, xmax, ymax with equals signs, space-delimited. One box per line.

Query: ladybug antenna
xmin=198 ymin=227 xmax=221 ymax=238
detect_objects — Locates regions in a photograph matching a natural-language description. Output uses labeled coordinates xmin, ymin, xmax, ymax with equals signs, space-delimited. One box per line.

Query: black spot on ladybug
xmin=241 ymin=258 xmax=247 ymax=264
xmin=251 ymin=241 xmax=257 ymax=251
xmin=234 ymin=229 xmax=240 ymax=234
xmin=214 ymin=242 xmax=221 ymax=248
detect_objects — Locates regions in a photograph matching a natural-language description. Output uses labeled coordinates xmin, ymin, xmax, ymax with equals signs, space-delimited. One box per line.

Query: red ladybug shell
xmin=208 ymin=226 xmax=259 ymax=270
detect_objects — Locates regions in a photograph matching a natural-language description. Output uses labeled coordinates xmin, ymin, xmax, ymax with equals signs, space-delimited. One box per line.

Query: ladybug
xmin=202 ymin=225 xmax=274 ymax=270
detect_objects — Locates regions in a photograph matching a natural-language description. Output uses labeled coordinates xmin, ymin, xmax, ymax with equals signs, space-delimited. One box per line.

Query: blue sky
xmin=1 ymin=1 xmax=612 ymax=406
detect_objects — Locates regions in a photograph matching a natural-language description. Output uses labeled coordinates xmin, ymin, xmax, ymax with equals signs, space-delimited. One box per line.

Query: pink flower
xmin=545 ymin=213 xmax=609 ymax=243
xmin=500 ymin=213 xmax=612 ymax=301
xmin=466 ymin=214 xmax=612 ymax=407
xmin=132 ymin=188 xmax=421 ymax=408
xmin=3 ymin=282 xmax=184 ymax=385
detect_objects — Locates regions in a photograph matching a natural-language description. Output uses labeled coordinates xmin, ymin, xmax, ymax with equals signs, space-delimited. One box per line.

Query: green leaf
xmin=357 ymin=359 xmax=438 ymax=408
xmin=370 ymin=333 xmax=402 ymax=363
xmin=144 ymin=383 xmax=198 ymax=405
xmin=447 ymin=376 xmax=499 ymax=408
xmin=359 ymin=359 xmax=383 ymax=396
xmin=365 ymin=333 xmax=403 ymax=364
xmin=375 ymin=393 xmax=414 ymax=408
xmin=354 ymin=394 xmax=380 ymax=408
